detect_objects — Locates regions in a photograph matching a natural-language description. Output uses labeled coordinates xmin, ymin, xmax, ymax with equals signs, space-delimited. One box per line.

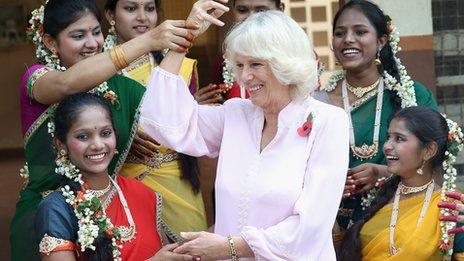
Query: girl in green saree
xmin=313 ymin=0 xmax=438 ymax=240
xmin=12 ymin=0 xmax=198 ymax=259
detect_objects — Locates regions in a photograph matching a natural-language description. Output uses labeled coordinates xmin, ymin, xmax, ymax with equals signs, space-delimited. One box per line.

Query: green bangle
xmin=227 ymin=235 xmax=239 ymax=261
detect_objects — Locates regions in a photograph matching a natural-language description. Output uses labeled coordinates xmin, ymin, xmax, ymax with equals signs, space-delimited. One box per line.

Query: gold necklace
xmin=398 ymin=180 xmax=433 ymax=195
xmin=346 ymin=78 xmax=380 ymax=98
xmin=88 ymin=180 xmax=112 ymax=198
xmin=342 ymin=78 xmax=383 ymax=160
xmin=389 ymin=180 xmax=434 ymax=255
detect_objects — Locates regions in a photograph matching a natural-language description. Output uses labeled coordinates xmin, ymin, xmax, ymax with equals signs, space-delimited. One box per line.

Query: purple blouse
xmin=19 ymin=64 xmax=48 ymax=136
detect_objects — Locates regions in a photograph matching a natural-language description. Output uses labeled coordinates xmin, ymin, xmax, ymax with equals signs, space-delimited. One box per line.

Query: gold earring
xmin=417 ymin=161 xmax=425 ymax=175
xmin=114 ymin=149 xmax=119 ymax=155
xmin=374 ymin=49 xmax=381 ymax=66
xmin=109 ymin=20 xmax=116 ymax=35
xmin=51 ymin=49 xmax=58 ymax=59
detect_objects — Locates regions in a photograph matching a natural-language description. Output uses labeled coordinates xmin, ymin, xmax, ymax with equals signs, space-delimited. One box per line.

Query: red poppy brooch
xmin=297 ymin=113 xmax=314 ymax=137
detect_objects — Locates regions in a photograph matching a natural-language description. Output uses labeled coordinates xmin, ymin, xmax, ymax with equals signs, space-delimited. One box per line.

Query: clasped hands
xmin=148 ymin=232 xmax=230 ymax=261
xmin=438 ymin=191 xmax=464 ymax=235
xmin=147 ymin=0 xmax=229 ymax=53
xmin=342 ymin=163 xmax=385 ymax=198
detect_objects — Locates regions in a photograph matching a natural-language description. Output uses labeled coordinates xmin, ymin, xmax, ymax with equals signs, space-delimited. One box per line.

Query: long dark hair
xmin=104 ymin=0 xmax=164 ymax=64
xmin=54 ymin=93 xmax=115 ymax=261
xmin=44 ymin=0 xmax=102 ymax=38
xmin=332 ymin=0 xmax=402 ymax=110
xmin=339 ymin=106 xmax=449 ymax=261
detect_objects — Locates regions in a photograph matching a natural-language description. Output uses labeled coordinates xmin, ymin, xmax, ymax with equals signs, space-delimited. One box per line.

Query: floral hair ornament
xmin=26 ymin=0 xmax=118 ymax=105
xmin=27 ymin=0 xmax=65 ymax=71
xmin=439 ymin=117 xmax=464 ymax=259
xmin=54 ymin=153 xmax=124 ymax=260
xmin=297 ymin=113 xmax=314 ymax=137
xmin=220 ymin=54 xmax=235 ymax=93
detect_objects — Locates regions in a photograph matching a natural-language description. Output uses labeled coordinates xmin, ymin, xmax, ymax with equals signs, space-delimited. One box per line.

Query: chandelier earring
xmin=104 ymin=20 xmax=118 ymax=51
xmin=374 ymin=49 xmax=382 ymax=66
xmin=417 ymin=160 xmax=425 ymax=175
xmin=109 ymin=20 xmax=116 ymax=36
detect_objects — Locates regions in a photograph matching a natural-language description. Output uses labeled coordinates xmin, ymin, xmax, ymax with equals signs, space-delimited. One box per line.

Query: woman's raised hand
xmin=187 ymin=0 xmax=229 ymax=37
xmin=439 ymin=192 xmax=464 ymax=234
xmin=146 ymin=20 xmax=198 ymax=53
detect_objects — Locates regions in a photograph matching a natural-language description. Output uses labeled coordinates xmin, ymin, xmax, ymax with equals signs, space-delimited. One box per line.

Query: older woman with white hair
xmin=140 ymin=4 xmax=350 ymax=260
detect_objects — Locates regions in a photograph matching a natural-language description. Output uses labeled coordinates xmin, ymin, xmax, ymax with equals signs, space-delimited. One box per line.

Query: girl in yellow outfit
xmin=339 ymin=107 xmax=464 ymax=261
xmin=104 ymin=0 xmax=207 ymax=241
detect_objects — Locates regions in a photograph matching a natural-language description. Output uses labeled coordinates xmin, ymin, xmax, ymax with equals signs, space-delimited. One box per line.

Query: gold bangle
xmin=227 ymin=235 xmax=239 ymax=261
xmin=108 ymin=47 xmax=119 ymax=70
xmin=115 ymin=45 xmax=128 ymax=69
xmin=109 ymin=45 xmax=128 ymax=71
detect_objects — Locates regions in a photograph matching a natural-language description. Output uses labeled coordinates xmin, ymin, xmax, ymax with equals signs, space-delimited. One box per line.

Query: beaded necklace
xmin=389 ymin=180 xmax=435 ymax=255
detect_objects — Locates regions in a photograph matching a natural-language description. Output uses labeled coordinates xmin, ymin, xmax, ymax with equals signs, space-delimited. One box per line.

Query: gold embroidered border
xmin=24 ymin=105 xmax=57 ymax=147
xmin=113 ymin=92 xmax=145 ymax=176
xmin=26 ymin=66 xmax=54 ymax=100
xmin=39 ymin=233 xmax=75 ymax=255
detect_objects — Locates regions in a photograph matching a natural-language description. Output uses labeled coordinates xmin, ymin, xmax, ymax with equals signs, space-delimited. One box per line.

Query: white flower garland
xmin=439 ymin=118 xmax=464 ymax=257
xmin=103 ymin=32 xmax=117 ymax=52
xmin=57 ymin=158 xmax=123 ymax=260
xmin=222 ymin=58 xmax=235 ymax=89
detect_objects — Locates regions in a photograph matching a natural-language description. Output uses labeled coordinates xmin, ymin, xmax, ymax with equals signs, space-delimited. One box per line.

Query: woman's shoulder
xmin=412 ymin=81 xmax=438 ymax=109
xmin=37 ymin=191 xmax=74 ymax=215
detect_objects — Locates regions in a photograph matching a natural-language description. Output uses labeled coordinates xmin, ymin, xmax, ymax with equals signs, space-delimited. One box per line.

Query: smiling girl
xmin=12 ymin=0 xmax=214 ymax=259
xmin=36 ymin=93 xmax=194 ymax=261
xmin=313 ymin=0 xmax=439 ymax=236
xmin=339 ymin=106 xmax=464 ymax=261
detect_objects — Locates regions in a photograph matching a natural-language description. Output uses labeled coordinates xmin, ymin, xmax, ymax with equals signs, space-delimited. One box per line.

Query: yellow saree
xmin=360 ymin=191 xmax=443 ymax=260
xmin=119 ymin=53 xmax=207 ymax=241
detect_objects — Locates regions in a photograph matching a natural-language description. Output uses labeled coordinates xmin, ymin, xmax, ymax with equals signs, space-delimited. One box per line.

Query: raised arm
xmin=33 ymin=20 xmax=195 ymax=105
xmin=159 ymin=0 xmax=229 ymax=74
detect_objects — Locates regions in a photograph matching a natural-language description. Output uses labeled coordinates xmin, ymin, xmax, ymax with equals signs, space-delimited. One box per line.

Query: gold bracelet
xmin=227 ymin=235 xmax=239 ymax=261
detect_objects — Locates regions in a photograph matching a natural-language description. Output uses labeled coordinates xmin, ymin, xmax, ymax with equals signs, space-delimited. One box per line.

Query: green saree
xmin=10 ymin=73 xmax=144 ymax=260
xmin=335 ymin=82 xmax=438 ymax=229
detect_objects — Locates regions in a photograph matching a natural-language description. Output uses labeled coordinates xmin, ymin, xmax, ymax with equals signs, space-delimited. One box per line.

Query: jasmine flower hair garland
xmin=323 ymin=20 xmax=461 ymax=257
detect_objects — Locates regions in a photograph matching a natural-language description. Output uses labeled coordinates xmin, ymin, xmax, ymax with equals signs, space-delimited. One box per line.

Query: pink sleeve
xmin=140 ymin=67 xmax=225 ymax=157
xmin=241 ymin=107 xmax=350 ymax=260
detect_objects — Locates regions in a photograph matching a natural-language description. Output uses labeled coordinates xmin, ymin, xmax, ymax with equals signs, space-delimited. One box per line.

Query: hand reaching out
xmin=147 ymin=20 xmax=198 ymax=53
xmin=187 ymin=0 xmax=229 ymax=37
xmin=194 ymin=84 xmax=224 ymax=105
xmin=147 ymin=243 xmax=198 ymax=261
xmin=173 ymin=231 xmax=229 ymax=261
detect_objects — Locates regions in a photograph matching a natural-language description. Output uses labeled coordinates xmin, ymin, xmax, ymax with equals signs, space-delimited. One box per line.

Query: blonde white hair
xmin=224 ymin=11 xmax=318 ymax=100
